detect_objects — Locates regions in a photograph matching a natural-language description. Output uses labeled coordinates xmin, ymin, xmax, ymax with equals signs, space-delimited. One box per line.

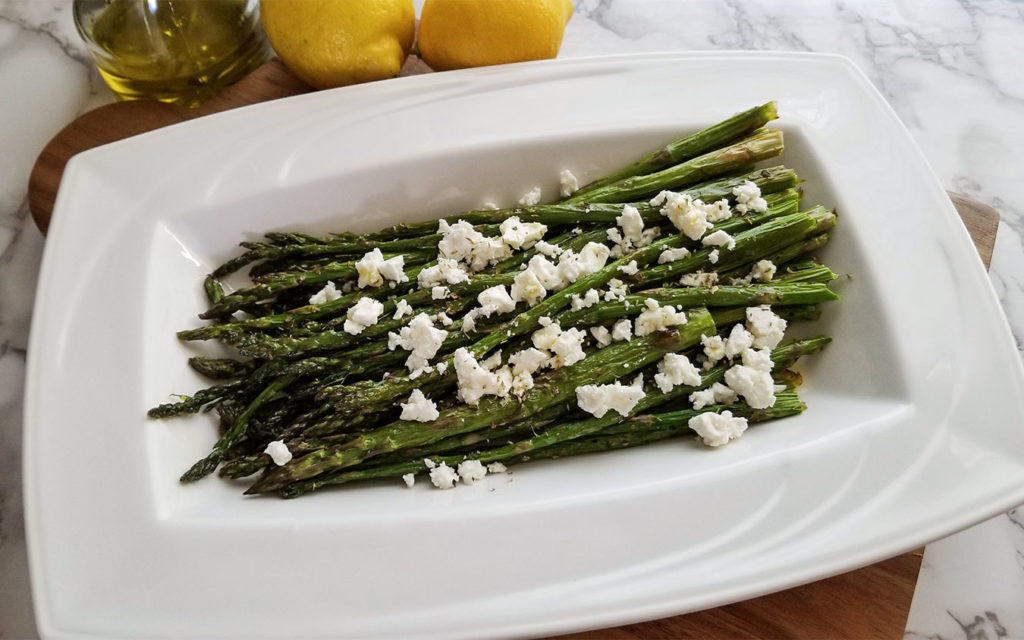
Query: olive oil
xmin=74 ymin=0 xmax=271 ymax=107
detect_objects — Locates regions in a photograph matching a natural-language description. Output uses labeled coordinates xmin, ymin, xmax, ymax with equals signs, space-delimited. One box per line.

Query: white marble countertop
xmin=2 ymin=1 xmax=1023 ymax=638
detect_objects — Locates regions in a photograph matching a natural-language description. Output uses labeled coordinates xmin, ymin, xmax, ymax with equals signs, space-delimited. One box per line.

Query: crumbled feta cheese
xmin=423 ymin=458 xmax=436 ymax=469
xmin=400 ymin=389 xmax=440 ymax=422
xmin=708 ymin=249 xmax=720 ymax=264
xmin=388 ymin=313 xmax=449 ymax=372
xmin=572 ymin=227 xmax=584 ymax=235
xmin=651 ymin=191 xmax=712 ymax=240
xmin=746 ymin=305 xmax=787 ymax=349
xmin=742 ymin=346 xmax=774 ymax=372
xmin=436 ymin=362 xmax=448 ymax=375
xmin=688 ymin=410 xmax=749 ymax=447
xmin=526 ymin=255 xmax=566 ymax=291
xmin=355 ymin=248 xmax=408 ymax=288
xmin=658 ymin=247 xmax=691 ymax=264
xmin=393 ymin=299 xmax=413 ymax=320
xmin=480 ymin=350 xmax=503 ymax=371
xmin=611 ymin=318 xmax=633 ymax=342
xmin=434 ymin=312 xmax=454 ymax=327
xmin=606 ymin=204 xmax=651 ymax=257
xmin=688 ymin=382 xmax=739 ymax=410
xmin=518 ymin=186 xmax=542 ymax=206
xmin=477 ymin=284 xmax=517 ymax=316
xmin=431 ymin=286 xmax=450 ymax=300
xmin=576 ymin=382 xmax=646 ymax=418
xmin=618 ymin=260 xmax=639 ymax=275
xmin=487 ymin=462 xmax=508 ymax=474
xmin=590 ymin=325 xmax=612 ymax=347
xmin=703 ymin=198 xmax=734 ymax=222
xmin=437 ymin=220 xmax=510 ymax=271
xmin=701 ymin=229 xmax=736 ymax=250
xmin=679 ymin=271 xmax=719 ymax=288
xmin=510 ymin=268 xmax=547 ymax=306
xmin=344 ymin=297 xmax=385 ymax=335
xmin=264 ymin=440 xmax=292 ymax=466
xmin=549 ymin=327 xmax=587 ymax=367
xmin=634 ymin=298 xmax=688 ymax=336
xmin=570 ymin=288 xmax=600 ymax=311
xmin=724 ymin=356 xmax=776 ymax=409
xmin=308 ymin=281 xmax=342 ymax=306
xmin=557 ymin=242 xmax=611 ymax=284
xmin=724 ymin=323 xmax=755 ymax=358
xmin=429 ymin=462 xmax=460 ymax=489
xmin=509 ymin=348 xmax=547 ymax=375
xmin=732 ymin=180 xmax=768 ymax=214
xmin=604 ymin=278 xmax=629 ymax=302
xmin=500 ymin=216 xmax=547 ymax=250
xmin=750 ymin=259 xmax=776 ymax=283
xmin=653 ymin=353 xmax=702 ymax=393
xmin=453 ymin=348 xmax=511 ymax=405
xmin=402 ymin=473 xmax=415 ymax=487
xmin=559 ymin=169 xmax=580 ymax=197
xmin=535 ymin=240 xmax=563 ymax=258
xmin=418 ymin=257 xmax=471 ymax=289
xmin=457 ymin=459 xmax=488 ymax=484
xmin=701 ymin=334 xmax=727 ymax=367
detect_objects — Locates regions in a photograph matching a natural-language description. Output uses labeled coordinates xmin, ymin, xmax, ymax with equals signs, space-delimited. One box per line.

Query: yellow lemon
xmin=260 ymin=0 xmax=415 ymax=89
xmin=417 ymin=0 xmax=574 ymax=71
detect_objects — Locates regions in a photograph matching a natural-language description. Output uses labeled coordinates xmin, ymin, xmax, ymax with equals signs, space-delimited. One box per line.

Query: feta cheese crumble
xmin=418 ymin=257 xmax=471 ymax=289
xmin=387 ymin=313 xmax=449 ymax=372
xmin=658 ymin=246 xmax=691 ymax=264
xmin=402 ymin=473 xmax=415 ymax=488
xmin=535 ymin=240 xmax=563 ymax=258
xmin=590 ymin=325 xmax=612 ymax=347
xmin=264 ymin=440 xmax=292 ymax=466
xmin=618 ymin=260 xmax=639 ymax=275
xmin=518 ymin=186 xmax=542 ymax=206
xmin=701 ymin=229 xmax=736 ymax=250
xmin=634 ymin=298 xmax=688 ymax=336
xmin=653 ymin=353 xmax=702 ymax=393
xmin=688 ymin=410 xmax=749 ymax=447
xmin=651 ymin=191 xmax=712 ymax=240
xmin=559 ymin=169 xmax=580 ymax=197
xmin=732 ymin=180 xmax=768 ymax=214
xmin=576 ymin=381 xmax=646 ymax=418
xmin=611 ymin=318 xmax=633 ymax=342
xmin=708 ymin=249 xmax=720 ymax=264
xmin=355 ymin=248 xmax=408 ymax=288
xmin=344 ymin=297 xmax=385 ymax=335
xmin=393 ymin=299 xmax=413 ymax=320
xmin=453 ymin=348 xmax=511 ymax=405
xmin=688 ymin=382 xmax=738 ymax=409
xmin=723 ymin=323 xmax=755 ymax=358
xmin=431 ymin=286 xmax=450 ymax=300
xmin=457 ymin=459 xmax=488 ymax=484
xmin=679 ymin=271 xmax=719 ymax=288
xmin=308 ymin=281 xmax=342 ymax=306
xmin=429 ymin=461 xmax=460 ymax=489
xmin=746 ymin=305 xmax=787 ymax=349
xmin=400 ymin=389 xmax=440 ymax=422
xmin=570 ymin=288 xmax=600 ymax=311
xmin=499 ymin=216 xmax=547 ymax=250
xmin=700 ymin=334 xmax=727 ymax=368
xmin=750 ymin=259 xmax=777 ymax=283
xmin=487 ymin=462 xmax=508 ymax=474
xmin=724 ymin=347 xmax=777 ymax=409
xmin=437 ymin=220 xmax=511 ymax=271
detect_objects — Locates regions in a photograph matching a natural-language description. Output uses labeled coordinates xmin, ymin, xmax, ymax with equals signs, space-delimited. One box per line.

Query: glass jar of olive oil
xmin=73 ymin=0 xmax=272 ymax=107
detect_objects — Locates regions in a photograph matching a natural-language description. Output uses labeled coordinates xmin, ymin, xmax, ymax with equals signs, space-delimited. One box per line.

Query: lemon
xmin=259 ymin=0 xmax=415 ymax=89
xmin=417 ymin=0 xmax=574 ymax=72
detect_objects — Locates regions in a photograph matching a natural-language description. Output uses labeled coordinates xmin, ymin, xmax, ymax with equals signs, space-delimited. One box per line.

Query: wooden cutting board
xmin=26 ymin=59 xmax=1001 ymax=639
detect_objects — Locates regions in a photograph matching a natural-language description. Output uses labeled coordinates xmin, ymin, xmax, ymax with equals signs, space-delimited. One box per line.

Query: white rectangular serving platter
xmin=25 ymin=52 xmax=1024 ymax=639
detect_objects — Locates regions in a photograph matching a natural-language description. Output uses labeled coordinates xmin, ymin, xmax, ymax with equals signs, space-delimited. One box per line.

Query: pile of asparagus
xmin=151 ymin=101 xmax=841 ymax=498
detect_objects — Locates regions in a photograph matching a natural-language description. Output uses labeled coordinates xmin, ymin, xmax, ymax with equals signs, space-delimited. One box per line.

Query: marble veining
xmin=2 ymin=1 xmax=1024 ymax=638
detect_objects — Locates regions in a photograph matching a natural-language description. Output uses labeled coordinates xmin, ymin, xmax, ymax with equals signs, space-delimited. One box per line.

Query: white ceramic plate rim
xmin=25 ymin=51 xmax=1024 ymax=639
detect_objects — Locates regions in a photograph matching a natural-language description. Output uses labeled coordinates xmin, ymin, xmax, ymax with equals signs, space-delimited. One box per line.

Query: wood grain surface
xmin=26 ymin=61 xmax=1002 ymax=639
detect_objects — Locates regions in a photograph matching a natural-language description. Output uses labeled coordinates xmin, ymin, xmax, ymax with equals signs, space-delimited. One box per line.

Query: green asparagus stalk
xmin=569 ymin=102 xmax=779 ymax=198
xmin=562 ymin=128 xmax=784 ymax=204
